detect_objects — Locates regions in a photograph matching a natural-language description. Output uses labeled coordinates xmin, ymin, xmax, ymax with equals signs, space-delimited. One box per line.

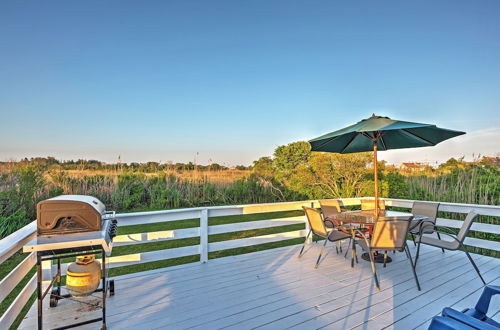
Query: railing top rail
xmin=115 ymin=199 xmax=322 ymax=218
xmin=0 ymin=222 xmax=36 ymax=264
xmin=382 ymin=198 xmax=500 ymax=216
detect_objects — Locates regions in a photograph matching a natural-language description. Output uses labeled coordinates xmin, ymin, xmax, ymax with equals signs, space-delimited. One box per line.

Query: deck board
xmin=19 ymin=242 xmax=499 ymax=330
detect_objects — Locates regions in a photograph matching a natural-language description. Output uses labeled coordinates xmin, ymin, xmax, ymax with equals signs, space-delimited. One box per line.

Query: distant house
xmin=398 ymin=162 xmax=426 ymax=174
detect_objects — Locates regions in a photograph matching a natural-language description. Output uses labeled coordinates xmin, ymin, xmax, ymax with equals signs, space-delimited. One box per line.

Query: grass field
xmin=60 ymin=169 xmax=251 ymax=184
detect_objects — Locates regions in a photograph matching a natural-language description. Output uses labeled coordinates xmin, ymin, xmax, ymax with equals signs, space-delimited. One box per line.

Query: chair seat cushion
xmin=417 ymin=235 xmax=460 ymax=250
xmin=327 ymin=230 xmax=351 ymax=242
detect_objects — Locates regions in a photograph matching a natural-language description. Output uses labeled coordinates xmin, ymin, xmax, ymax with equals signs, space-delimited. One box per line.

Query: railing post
xmin=200 ymin=208 xmax=208 ymax=263
xmin=304 ymin=202 xmax=312 ymax=244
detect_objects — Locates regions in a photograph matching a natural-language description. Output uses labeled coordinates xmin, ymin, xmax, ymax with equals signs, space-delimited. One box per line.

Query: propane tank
xmin=66 ymin=255 xmax=101 ymax=297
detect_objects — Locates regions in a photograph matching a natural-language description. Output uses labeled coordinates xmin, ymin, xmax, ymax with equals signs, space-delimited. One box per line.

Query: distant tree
xmin=208 ymin=163 xmax=226 ymax=171
xmin=272 ymin=141 xmax=310 ymax=182
xmin=438 ymin=157 xmax=468 ymax=173
xmin=288 ymin=152 xmax=372 ymax=198
xmin=252 ymin=157 xmax=274 ymax=178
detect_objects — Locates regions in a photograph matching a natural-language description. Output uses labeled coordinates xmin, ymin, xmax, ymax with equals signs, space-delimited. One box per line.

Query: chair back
xmin=412 ymin=201 xmax=440 ymax=232
xmin=361 ymin=199 xmax=386 ymax=211
xmin=303 ymin=206 xmax=328 ymax=238
xmin=371 ymin=217 xmax=413 ymax=251
xmin=457 ymin=211 xmax=479 ymax=243
xmin=412 ymin=201 xmax=439 ymax=220
xmin=319 ymin=199 xmax=343 ymax=219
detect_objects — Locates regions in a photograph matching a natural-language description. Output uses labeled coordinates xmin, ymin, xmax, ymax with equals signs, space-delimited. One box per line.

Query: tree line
xmin=0 ymin=157 xmax=250 ymax=172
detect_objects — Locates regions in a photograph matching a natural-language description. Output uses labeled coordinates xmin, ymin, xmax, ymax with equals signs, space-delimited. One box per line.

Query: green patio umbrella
xmin=308 ymin=114 xmax=465 ymax=215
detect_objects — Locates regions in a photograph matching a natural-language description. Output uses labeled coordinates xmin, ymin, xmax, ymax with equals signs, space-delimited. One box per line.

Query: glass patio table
xmin=327 ymin=210 xmax=428 ymax=264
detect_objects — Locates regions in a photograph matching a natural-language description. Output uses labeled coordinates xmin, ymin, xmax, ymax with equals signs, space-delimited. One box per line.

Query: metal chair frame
xmin=415 ymin=219 xmax=485 ymax=285
xmin=299 ymin=207 xmax=352 ymax=269
xmin=355 ymin=218 xmax=421 ymax=291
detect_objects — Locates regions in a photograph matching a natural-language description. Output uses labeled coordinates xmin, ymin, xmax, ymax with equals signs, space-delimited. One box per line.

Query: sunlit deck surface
xmin=20 ymin=243 xmax=499 ymax=330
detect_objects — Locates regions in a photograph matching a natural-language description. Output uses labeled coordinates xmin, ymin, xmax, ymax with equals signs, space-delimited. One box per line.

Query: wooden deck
xmin=20 ymin=242 xmax=500 ymax=330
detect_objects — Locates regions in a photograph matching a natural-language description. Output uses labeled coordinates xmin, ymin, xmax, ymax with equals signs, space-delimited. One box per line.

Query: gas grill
xmin=23 ymin=195 xmax=118 ymax=330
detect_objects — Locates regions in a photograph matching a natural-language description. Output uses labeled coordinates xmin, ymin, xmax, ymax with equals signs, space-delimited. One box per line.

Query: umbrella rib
xmin=340 ymin=133 xmax=359 ymax=153
xmin=361 ymin=132 xmax=374 ymax=140
xmin=402 ymin=129 xmax=435 ymax=145
xmin=379 ymin=134 xmax=388 ymax=151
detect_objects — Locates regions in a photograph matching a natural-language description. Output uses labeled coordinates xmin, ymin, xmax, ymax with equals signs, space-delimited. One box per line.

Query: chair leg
xmin=336 ymin=244 xmax=339 ymax=254
xmin=411 ymin=233 xmax=416 ymax=246
xmin=463 ymin=245 xmax=486 ymax=285
xmin=383 ymin=251 xmax=388 ymax=268
xmin=315 ymin=239 xmax=328 ymax=269
xmin=344 ymin=238 xmax=351 ymax=259
xmin=405 ymin=245 xmax=421 ymax=291
xmin=298 ymin=230 xmax=312 ymax=258
xmin=351 ymin=238 xmax=356 ymax=268
xmin=436 ymin=232 xmax=445 ymax=253
xmin=369 ymin=251 xmax=380 ymax=291
xmin=415 ymin=239 xmax=421 ymax=266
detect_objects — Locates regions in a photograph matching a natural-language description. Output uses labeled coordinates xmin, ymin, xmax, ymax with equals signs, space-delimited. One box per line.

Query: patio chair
xmin=361 ymin=199 xmax=386 ymax=211
xmin=409 ymin=201 xmax=443 ymax=250
xmin=319 ymin=199 xmax=350 ymax=254
xmin=428 ymin=285 xmax=500 ymax=330
xmin=319 ymin=199 xmax=345 ymax=221
xmin=299 ymin=206 xmax=352 ymax=268
xmin=459 ymin=285 xmax=500 ymax=327
xmin=356 ymin=216 xmax=421 ymax=291
xmin=415 ymin=211 xmax=485 ymax=285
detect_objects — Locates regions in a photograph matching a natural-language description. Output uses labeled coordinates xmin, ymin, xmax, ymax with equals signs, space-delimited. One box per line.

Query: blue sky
xmin=1 ymin=1 xmax=499 ymax=165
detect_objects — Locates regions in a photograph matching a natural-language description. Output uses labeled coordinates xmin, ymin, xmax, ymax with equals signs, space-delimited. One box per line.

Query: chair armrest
xmin=324 ymin=219 xmax=336 ymax=228
xmin=442 ymin=308 xmax=499 ymax=330
xmin=424 ymin=231 xmax=462 ymax=244
xmin=416 ymin=219 xmax=437 ymax=234
xmin=417 ymin=221 xmax=457 ymax=237
xmin=467 ymin=285 xmax=500 ymax=320
xmin=433 ymin=225 xmax=458 ymax=233
xmin=353 ymin=229 xmax=371 ymax=251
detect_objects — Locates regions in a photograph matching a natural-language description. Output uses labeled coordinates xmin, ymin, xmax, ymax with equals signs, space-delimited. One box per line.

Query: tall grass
xmin=0 ymin=163 xmax=498 ymax=239
xmin=404 ymin=165 xmax=499 ymax=205
xmin=0 ymin=167 xmax=284 ymax=238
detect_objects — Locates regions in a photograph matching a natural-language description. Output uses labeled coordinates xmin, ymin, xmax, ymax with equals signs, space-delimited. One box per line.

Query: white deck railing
xmin=0 ymin=197 xmax=499 ymax=329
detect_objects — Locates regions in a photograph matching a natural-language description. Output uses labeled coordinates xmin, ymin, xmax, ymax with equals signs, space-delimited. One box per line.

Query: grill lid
xmin=45 ymin=195 xmax=106 ymax=214
xmin=37 ymin=195 xmax=107 ymax=235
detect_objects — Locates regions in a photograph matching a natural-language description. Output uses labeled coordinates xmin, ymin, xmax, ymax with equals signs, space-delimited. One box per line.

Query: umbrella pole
xmin=373 ymin=140 xmax=379 ymax=218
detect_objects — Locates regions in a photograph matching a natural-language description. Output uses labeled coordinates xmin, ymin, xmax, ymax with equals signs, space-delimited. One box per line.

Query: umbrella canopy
xmin=309 ymin=115 xmax=465 ymax=216
xmin=309 ymin=115 xmax=465 ymax=153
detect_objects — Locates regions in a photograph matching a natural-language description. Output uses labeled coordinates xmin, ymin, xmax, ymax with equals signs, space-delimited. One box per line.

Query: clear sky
xmin=1 ymin=1 xmax=499 ymax=166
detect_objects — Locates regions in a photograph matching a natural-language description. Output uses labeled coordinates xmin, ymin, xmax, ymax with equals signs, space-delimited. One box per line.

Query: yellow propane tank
xmin=66 ymin=255 xmax=101 ymax=297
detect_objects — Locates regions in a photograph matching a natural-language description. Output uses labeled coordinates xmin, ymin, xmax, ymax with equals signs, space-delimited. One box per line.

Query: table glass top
xmin=332 ymin=210 xmax=427 ymax=224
